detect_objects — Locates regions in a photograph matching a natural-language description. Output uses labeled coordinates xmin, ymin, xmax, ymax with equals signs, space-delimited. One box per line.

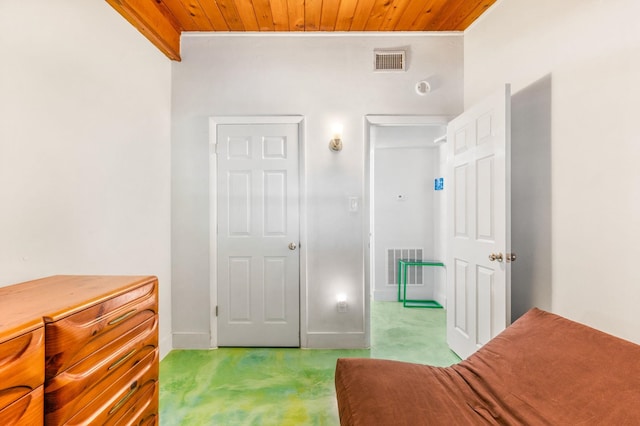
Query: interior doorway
xmin=364 ymin=115 xmax=448 ymax=346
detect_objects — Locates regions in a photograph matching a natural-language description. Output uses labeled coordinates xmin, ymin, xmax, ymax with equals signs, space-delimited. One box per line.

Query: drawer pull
xmin=108 ymin=349 xmax=137 ymax=371
xmin=109 ymin=381 xmax=138 ymax=415
xmin=108 ymin=309 xmax=137 ymax=326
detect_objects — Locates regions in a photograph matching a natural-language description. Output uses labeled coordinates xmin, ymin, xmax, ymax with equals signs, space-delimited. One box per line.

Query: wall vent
xmin=374 ymin=50 xmax=406 ymax=72
xmin=387 ymin=248 xmax=423 ymax=285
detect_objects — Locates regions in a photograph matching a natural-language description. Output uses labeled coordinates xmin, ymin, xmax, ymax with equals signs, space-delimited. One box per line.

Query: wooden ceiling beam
xmin=106 ymin=0 xmax=182 ymax=61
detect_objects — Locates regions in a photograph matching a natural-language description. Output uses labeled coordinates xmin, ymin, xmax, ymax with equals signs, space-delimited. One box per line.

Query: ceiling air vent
xmin=374 ymin=49 xmax=406 ymax=72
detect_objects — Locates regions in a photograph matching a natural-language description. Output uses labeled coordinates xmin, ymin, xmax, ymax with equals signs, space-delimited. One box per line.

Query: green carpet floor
xmin=159 ymin=301 xmax=460 ymax=425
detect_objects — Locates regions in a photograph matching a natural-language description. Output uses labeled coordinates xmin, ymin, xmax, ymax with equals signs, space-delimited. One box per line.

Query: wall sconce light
xmin=336 ymin=293 xmax=348 ymax=313
xmin=329 ymin=123 xmax=343 ymax=152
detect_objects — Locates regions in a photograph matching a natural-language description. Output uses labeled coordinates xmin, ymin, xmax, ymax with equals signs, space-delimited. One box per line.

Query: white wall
xmin=0 ymin=1 xmax=173 ymax=356
xmin=511 ymin=76 xmax=552 ymax=320
xmin=172 ymin=34 xmax=463 ymax=348
xmin=466 ymin=0 xmax=640 ymax=343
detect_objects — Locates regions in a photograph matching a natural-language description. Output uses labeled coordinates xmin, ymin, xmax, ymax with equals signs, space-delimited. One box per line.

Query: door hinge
xmin=215 ymin=305 xmax=218 ymax=317
xmin=210 ymin=143 xmax=217 ymax=155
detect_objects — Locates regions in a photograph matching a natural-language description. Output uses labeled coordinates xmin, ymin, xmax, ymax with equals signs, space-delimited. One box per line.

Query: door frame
xmin=364 ymin=115 xmax=450 ymax=346
xmin=209 ymin=115 xmax=306 ymax=348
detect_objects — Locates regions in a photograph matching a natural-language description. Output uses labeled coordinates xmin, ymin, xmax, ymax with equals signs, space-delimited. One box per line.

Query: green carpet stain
xmin=160 ymin=302 xmax=459 ymax=425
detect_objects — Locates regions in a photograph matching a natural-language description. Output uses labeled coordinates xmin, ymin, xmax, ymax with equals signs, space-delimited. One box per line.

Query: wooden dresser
xmin=0 ymin=275 xmax=159 ymax=425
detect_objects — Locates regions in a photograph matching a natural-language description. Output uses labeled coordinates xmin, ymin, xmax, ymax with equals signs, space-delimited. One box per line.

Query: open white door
xmin=446 ymin=86 xmax=511 ymax=360
xmin=216 ymin=123 xmax=300 ymax=347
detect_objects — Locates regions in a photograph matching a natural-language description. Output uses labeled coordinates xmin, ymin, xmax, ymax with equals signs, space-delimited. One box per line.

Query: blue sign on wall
xmin=434 ymin=177 xmax=444 ymax=191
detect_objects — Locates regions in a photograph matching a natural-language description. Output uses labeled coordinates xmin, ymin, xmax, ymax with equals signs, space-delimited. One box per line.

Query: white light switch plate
xmin=348 ymin=197 xmax=359 ymax=212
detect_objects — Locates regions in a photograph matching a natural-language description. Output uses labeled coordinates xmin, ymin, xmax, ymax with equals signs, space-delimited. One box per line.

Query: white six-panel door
xmin=446 ymin=86 xmax=511 ymax=359
xmin=217 ymin=123 xmax=300 ymax=347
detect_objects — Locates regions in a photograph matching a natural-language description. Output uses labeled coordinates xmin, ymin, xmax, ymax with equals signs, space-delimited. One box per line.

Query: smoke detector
xmin=415 ymin=80 xmax=431 ymax=95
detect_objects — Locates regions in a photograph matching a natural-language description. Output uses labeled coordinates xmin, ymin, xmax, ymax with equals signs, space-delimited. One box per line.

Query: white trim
xmin=209 ymin=115 xmax=306 ymax=349
xmin=464 ymin=0 xmax=505 ymax=34
xmin=183 ymin=31 xmax=463 ymax=39
xmin=159 ymin=333 xmax=173 ymax=360
xmin=305 ymin=332 xmax=368 ymax=349
xmin=365 ymin=115 xmax=450 ymax=126
xmin=172 ymin=332 xmax=211 ymax=349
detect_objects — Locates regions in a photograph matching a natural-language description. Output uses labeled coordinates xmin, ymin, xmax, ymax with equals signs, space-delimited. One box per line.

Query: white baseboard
xmin=434 ymin=292 xmax=446 ymax=309
xmin=159 ymin=332 xmax=173 ymax=360
xmin=304 ymin=332 xmax=369 ymax=349
xmin=172 ymin=331 xmax=211 ymax=349
xmin=373 ymin=288 xmax=400 ymax=301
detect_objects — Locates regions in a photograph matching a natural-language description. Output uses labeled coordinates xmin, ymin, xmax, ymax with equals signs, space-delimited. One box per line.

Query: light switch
xmin=348 ymin=197 xmax=359 ymax=212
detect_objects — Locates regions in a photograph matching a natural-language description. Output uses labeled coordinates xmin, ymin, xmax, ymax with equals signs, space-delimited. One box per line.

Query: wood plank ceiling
xmin=106 ymin=0 xmax=496 ymax=61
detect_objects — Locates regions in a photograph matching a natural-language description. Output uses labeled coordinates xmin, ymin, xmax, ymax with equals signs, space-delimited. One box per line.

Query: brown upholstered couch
xmin=335 ymin=308 xmax=640 ymax=425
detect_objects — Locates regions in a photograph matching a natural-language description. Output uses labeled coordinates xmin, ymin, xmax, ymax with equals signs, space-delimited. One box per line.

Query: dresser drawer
xmin=64 ymin=348 xmax=159 ymax=426
xmin=44 ymin=316 xmax=158 ymax=425
xmin=138 ymin=410 xmax=158 ymax=426
xmin=0 ymin=328 xmax=44 ymax=408
xmin=0 ymin=385 xmax=43 ymax=426
xmin=107 ymin=376 xmax=158 ymax=426
xmin=45 ymin=281 xmax=157 ymax=379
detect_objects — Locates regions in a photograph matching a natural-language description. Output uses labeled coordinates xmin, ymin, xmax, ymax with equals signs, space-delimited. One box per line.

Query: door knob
xmin=489 ymin=253 xmax=503 ymax=262
xmin=288 ymin=242 xmax=297 ymax=250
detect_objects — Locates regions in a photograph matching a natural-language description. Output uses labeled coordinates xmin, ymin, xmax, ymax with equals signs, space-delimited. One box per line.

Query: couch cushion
xmin=335 ymin=308 xmax=640 ymax=425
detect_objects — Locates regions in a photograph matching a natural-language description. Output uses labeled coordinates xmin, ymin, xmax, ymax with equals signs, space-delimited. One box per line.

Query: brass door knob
xmin=489 ymin=253 xmax=503 ymax=262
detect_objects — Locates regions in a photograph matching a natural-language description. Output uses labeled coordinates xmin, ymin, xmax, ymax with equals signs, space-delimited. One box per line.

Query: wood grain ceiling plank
xmin=198 ymin=0 xmax=230 ymax=30
xmin=270 ymin=0 xmax=290 ymax=30
xmin=305 ymin=0 xmax=322 ymax=31
xmin=378 ymin=0 xmax=412 ymax=31
xmin=287 ymin=0 xmax=305 ymax=31
xmin=456 ymin=0 xmax=495 ymax=30
xmin=334 ymin=0 xmax=358 ymax=31
xmin=409 ymin=0 xmax=450 ymax=31
xmin=158 ymin=0 xmax=196 ymax=31
xmin=320 ymin=0 xmax=341 ymax=31
xmin=234 ymin=0 xmax=260 ymax=31
xmin=181 ymin=0 xmax=214 ymax=30
xmin=431 ymin=0 xmax=473 ymax=30
xmin=350 ymin=0 xmax=376 ymax=31
xmin=252 ymin=0 xmax=276 ymax=30
xmin=364 ymin=0 xmax=397 ymax=31
xmin=106 ymin=0 xmax=181 ymax=60
xmin=155 ymin=1 xmax=184 ymax=32
xmin=389 ymin=0 xmax=430 ymax=30
xmin=216 ymin=0 xmax=245 ymax=30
